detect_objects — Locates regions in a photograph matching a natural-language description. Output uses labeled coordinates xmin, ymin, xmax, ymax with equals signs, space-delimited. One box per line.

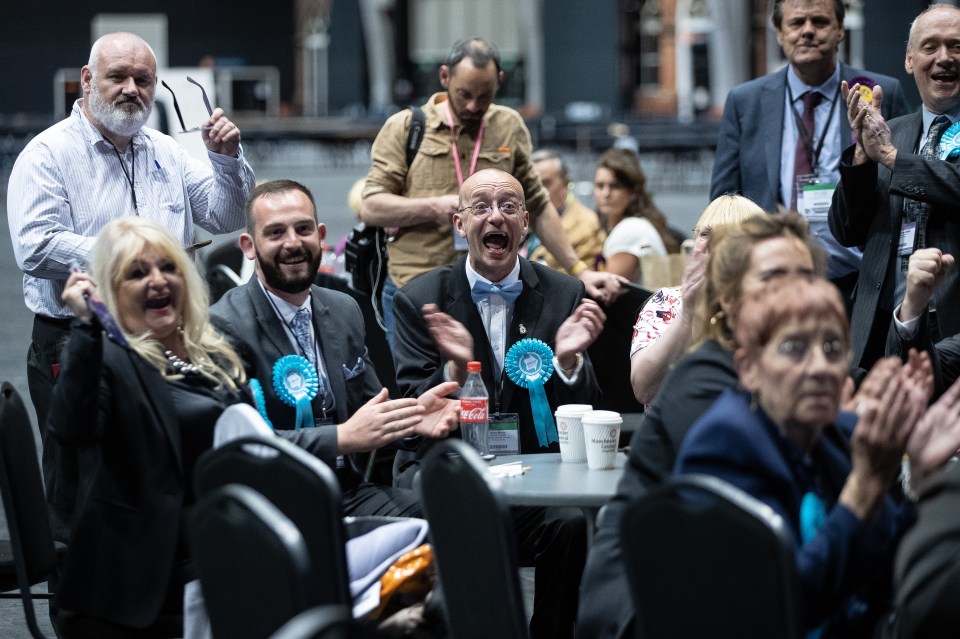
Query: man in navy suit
xmin=210 ymin=179 xmax=458 ymax=517
xmin=831 ymin=4 xmax=960 ymax=371
xmin=711 ymin=0 xmax=908 ymax=309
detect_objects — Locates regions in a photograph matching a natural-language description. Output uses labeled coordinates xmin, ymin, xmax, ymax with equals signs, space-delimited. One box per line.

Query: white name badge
xmin=800 ymin=182 xmax=836 ymax=222
xmin=488 ymin=413 xmax=520 ymax=455
xmin=898 ymin=221 xmax=917 ymax=256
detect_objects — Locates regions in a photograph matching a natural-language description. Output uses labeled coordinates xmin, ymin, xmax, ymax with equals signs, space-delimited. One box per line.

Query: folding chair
xmin=190 ymin=483 xmax=321 ymax=639
xmin=0 ymin=381 xmax=66 ymax=639
xmin=621 ymin=473 xmax=801 ymax=639
xmin=194 ymin=436 xmax=352 ymax=607
xmin=418 ymin=439 xmax=529 ymax=639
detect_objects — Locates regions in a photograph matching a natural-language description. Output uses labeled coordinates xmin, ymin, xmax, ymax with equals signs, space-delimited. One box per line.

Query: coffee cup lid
xmin=582 ymin=410 xmax=622 ymax=425
xmin=555 ymin=404 xmax=593 ymax=416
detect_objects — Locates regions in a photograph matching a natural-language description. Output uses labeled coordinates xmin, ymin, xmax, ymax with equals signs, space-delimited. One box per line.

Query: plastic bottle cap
xmin=467 ymin=361 xmax=481 ymax=373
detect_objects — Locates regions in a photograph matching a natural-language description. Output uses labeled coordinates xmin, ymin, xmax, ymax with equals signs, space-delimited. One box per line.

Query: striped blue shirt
xmin=6 ymin=100 xmax=255 ymax=317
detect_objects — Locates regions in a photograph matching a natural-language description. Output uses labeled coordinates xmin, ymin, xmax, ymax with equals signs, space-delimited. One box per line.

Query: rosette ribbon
xmin=939 ymin=121 xmax=960 ymax=160
xmin=504 ymin=338 xmax=558 ymax=448
xmin=247 ymin=378 xmax=274 ymax=430
xmin=272 ymin=355 xmax=319 ymax=430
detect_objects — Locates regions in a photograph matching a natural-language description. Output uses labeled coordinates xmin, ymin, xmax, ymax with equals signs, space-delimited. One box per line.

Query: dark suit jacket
xmin=577 ymin=339 xmax=738 ymax=639
xmin=830 ymin=111 xmax=960 ymax=369
xmin=711 ymin=63 xmax=907 ymax=210
xmin=886 ymin=309 xmax=960 ymax=399
xmin=47 ymin=321 xmax=328 ymax=628
xmin=676 ymin=389 xmax=913 ymax=634
xmin=210 ymin=277 xmax=383 ymax=475
xmin=880 ymin=463 xmax=960 ymax=638
xmin=391 ymin=256 xmax=599 ymax=480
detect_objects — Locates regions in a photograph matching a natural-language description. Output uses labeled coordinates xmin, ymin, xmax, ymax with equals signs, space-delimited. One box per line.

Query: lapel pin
xmin=519 ymin=323 xmax=527 ymax=335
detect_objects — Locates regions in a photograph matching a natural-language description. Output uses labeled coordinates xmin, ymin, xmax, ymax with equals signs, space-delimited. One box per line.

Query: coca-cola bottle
xmin=460 ymin=361 xmax=490 ymax=456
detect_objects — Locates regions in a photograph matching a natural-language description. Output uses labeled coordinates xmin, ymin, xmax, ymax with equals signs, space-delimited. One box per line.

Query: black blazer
xmin=210 ymin=277 xmax=383 ymax=475
xmin=830 ymin=111 xmax=960 ymax=370
xmin=391 ymin=257 xmax=599 ymax=478
xmin=47 ymin=321 xmax=328 ymax=628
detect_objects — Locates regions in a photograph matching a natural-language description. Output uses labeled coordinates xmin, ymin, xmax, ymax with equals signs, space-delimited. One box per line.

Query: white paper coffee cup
xmin=582 ymin=410 xmax=622 ymax=470
xmin=555 ymin=404 xmax=592 ymax=462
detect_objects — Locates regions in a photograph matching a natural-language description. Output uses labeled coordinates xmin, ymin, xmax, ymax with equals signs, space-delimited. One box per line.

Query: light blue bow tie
xmin=471 ymin=280 xmax=523 ymax=304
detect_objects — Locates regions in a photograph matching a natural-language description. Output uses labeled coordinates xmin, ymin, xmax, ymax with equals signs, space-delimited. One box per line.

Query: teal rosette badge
xmin=247 ymin=378 xmax=274 ymax=430
xmin=272 ymin=355 xmax=319 ymax=430
xmin=939 ymin=121 xmax=960 ymax=160
xmin=504 ymin=338 xmax=559 ymax=448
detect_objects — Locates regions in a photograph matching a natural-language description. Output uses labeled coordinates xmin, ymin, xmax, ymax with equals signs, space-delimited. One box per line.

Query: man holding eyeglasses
xmin=6 ymin=31 xmax=255 ymax=543
xmin=391 ymin=168 xmax=604 ymax=639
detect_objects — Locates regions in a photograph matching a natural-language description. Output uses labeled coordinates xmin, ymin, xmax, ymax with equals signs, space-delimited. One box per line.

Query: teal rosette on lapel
xmin=504 ymin=338 xmax=558 ymax=448
xmin=272 ymin=355 xmax=319 ymax=430
xmin=939 ymin=121 xmax=960 ymax=160
xmin=247 ymin=378 xmax=274 ymax=430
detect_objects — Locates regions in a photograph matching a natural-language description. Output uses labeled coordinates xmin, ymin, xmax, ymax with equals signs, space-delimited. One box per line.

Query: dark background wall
xmin=542 ymin=1 xmax=620 ymax=115
xmin=862 ymin=0 xmax=931 ymax=112
xmin=0 ymin=2 xmax=296 ymax=117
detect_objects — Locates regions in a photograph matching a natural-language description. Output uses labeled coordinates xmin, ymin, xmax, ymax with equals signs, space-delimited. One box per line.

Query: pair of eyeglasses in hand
xmin=160 ymin=76 xmax=213 ymax=133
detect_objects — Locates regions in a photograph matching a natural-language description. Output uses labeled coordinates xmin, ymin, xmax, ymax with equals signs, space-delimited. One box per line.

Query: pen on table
xmin=154 ymin=160 xmax=162 ymax=170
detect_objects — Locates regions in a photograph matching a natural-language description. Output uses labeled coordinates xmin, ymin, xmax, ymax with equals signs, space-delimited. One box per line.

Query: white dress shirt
xmin=7 ymin=100 xmax=255 ymax=318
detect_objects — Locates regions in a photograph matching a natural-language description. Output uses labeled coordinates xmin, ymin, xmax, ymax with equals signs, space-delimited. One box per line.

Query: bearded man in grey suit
xmin=210 ymin=179 xmax=459 ymax=516
xmin=711 ymin=0 xmax=907 ymax=310
xmin=831 ymin=4 xmax=960 ymax=372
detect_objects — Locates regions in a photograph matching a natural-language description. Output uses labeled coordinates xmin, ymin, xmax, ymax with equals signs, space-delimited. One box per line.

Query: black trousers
xmin=514 ymin=506 xmax=587 ymax=639
xmin=29 ymin=315 xmax=77 ymax=544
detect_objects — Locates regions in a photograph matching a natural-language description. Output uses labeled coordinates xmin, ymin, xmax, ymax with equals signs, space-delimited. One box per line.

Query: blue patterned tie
xmin=471 ymin=280 xmax=523 ymax=304
xmin=901 ymin=115 xmax=951 ymax=281
xmin=291 ymin=307 xmax=316 ymax=367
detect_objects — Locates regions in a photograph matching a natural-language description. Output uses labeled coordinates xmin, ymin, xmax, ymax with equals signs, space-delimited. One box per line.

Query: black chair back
xmin=586 ymin=285 xmax=652 ymax=413
xmin=194 ymin=436 xmax=352 ymax=607
xmin=0 ymin=381 xmax=60 ymax=639
xmin=621 ymin=473 xmax=800 ymax=639
xmin=418 ymin=439 xmax=529 ymax=639
xmin=269 ymin=604 xmax=385 ymax=639
xmin=191 ymin=483 xmax=320 ymax=639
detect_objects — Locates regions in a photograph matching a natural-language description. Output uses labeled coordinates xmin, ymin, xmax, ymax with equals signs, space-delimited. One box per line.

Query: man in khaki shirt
xmin=361 ymin=37 xmax=621 ymax=342
xmin=528 ymin=149 xmax=606 ymax=270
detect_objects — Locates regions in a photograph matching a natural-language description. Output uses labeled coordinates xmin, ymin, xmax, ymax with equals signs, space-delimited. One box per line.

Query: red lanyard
xmin=445 ymin=101 xmax=485 ymax=186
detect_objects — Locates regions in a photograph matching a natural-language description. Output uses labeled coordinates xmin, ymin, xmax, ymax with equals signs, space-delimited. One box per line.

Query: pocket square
xmin=342 ymin=357 xmax=366 ymax=380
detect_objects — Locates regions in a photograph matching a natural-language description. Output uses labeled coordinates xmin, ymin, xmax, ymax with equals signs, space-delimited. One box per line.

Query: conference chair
xmin=194 ymin=436 xmax=352 ymax=607
xmin=190 ymin=483 xmax=321 ymax=639
xmin=268 ymin=605 xmax=384 ymax=639
xmin=418 ymin=439 xmax=529 ymax=639
xmin=0 ymin=381 xmax=65 ymax=639
xmin=620 ymin=473 xmax=801 ymax=639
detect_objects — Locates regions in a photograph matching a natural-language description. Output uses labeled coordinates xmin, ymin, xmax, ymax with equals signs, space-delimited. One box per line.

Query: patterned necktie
xmin=791 ymin=90 xmax=822 ymax=211
xmin=471 ymin=279 xmax=523 ymax=304
xmin=290 ymin=307 xmax=316 ymax=367
xmin=900 ymin=115 xmax=951 ymax=278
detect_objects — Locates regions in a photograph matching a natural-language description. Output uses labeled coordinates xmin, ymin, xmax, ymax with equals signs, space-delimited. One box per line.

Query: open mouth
xmin=483 ymin=232 xmax=509 ymax=251
xmin=279 ymin=251 xmax=310 ymax=266
xmin=932 ymin=71 xmax=959 ymax=86
xmin=145 ymin=295 xmax=171 ymax=311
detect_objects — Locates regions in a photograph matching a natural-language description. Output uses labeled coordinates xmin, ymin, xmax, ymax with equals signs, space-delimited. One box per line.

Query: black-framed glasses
xmin=160 ymin=76 xmax=213 ymax=133
xmin=457 ymin=201 xmax=524 ymax=217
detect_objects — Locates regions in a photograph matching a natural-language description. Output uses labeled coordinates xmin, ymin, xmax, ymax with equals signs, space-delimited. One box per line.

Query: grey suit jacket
xmin=711 ymin=63 xmax=908 ymax=210
xmin=830 ymin=111 xmax=960 ymax=369
xmin=210 ymin=277 xmax=383 ymax=474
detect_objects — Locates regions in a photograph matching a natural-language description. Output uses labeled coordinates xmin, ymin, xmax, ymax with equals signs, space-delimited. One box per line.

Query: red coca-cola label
xmin=460 ymin=398 xmax=488 ymax=422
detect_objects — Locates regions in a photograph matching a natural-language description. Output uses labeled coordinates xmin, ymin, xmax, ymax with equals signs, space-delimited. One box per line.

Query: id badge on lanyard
xmin=488 ymin=413 xmax=520 ymax=455
xmin=447 ymin=101 xmax=484 ymax=252
xmin=799 ymin=180 xmax=836 ymax=222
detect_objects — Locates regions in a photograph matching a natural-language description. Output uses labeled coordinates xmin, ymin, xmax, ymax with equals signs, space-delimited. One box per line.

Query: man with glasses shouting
xmin=6 ymin=31 xmax=255 ymax=544
xmin=392 ymin=168 xmax=605 ymax=639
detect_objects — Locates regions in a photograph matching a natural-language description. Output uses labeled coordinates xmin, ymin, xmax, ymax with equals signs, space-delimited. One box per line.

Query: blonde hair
xmin=89 ymin=217 xmax=244 ymax=388
xmin=692 ymin=194 xmax=763 ymax=236
xmin=694 ymin=211 xmax=826 ymax=349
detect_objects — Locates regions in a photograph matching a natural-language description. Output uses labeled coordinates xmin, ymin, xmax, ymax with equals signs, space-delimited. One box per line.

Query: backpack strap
xmin=405 ymin=106 xmax=426 ymax=166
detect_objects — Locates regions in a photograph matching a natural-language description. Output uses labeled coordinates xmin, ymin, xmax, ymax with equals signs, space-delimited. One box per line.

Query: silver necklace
xmin=164 ymin=350 xmax=201 ymax=375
